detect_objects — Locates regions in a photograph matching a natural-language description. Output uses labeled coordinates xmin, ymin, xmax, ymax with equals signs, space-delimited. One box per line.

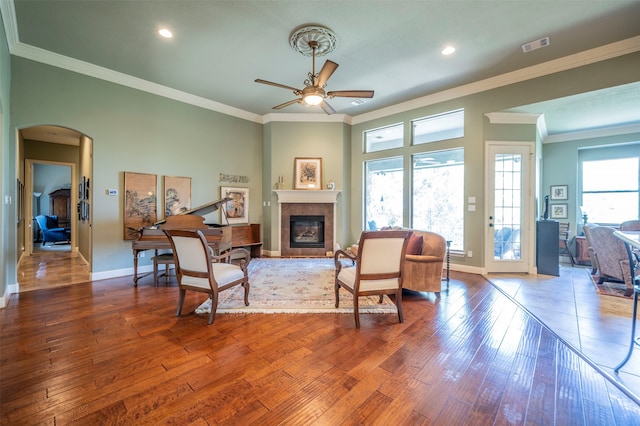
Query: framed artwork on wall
xmin=294 ymin=157 xmax=322 ymax=190
xmin=123 ymin=172 xmax=157 ymax=240
xmin=550 ymin=203 xmax=568 ymax=219
xmin=550 ymin=185 xmax=568 ymax=200
xmin=163 ymin=176 xmax=191 ymax=217
xmin=221 ymin=186 xmax=249 ymax=224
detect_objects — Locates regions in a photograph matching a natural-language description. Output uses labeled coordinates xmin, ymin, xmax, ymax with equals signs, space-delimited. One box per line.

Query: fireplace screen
xmin=290 ymin=215 xmax=325 ymax=248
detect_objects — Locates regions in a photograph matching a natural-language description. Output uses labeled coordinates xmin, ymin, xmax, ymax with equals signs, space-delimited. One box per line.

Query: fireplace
xmin=290 ymin=215 xmax=325 ymax=248
xmin=274 ymin=190 xmax=340 ymax=257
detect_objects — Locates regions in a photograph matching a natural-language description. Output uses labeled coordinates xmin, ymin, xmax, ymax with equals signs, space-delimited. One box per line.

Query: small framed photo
xmin=550 ymin=185 xmax=568 ymax=200
xmin=550 ymin=203 xmax=568 ymax=219
xmin=221 ymin=186 xmax=249 ymax=224
xmin=294 ymin=157 xmax=322 ymax=190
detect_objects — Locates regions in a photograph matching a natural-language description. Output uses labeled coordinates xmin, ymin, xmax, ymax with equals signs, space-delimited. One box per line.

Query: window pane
xmin=413 ymin=109 xmax=464 ymax=145
xmin=582 ymin=192 xmax=639 ymax=224
xmin=583 ymin=158 xmax=638 ymax=191
xmin=494 ymin=154 xmax=523 ymax=260
xmin=365 ymin=157 xmax=403 ymax=229
xmin=364 ymin=123 xmax=403 ymax=153
xmin=412 ymin=149 xmax=464 ymax=251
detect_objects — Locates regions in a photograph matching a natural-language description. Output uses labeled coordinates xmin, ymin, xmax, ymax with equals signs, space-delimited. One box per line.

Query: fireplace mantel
xmin=274 ymin=190 xmax=340 ymax=204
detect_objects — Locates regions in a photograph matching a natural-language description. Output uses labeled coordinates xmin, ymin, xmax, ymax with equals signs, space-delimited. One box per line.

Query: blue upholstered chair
xmin=35 ymin=215 xmax=69 ymax=245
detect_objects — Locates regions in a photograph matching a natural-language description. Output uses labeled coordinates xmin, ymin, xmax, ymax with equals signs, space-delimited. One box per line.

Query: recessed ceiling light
xmin=441 ymin=45 xmax=456 ymax=56
xmin=158 ymin=28 xmax=173 ymax=39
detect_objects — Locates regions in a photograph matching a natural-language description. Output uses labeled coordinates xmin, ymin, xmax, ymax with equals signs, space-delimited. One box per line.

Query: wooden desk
xmin=613 ymin=230 xmax=640 ymax=373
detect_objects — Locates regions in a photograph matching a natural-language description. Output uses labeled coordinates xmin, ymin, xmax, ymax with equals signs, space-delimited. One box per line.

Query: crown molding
xmin=0 ymin=0 xmax=18 ymax=49
xmin=484 ymin=112 xmax=541 ymax=125
xmin=543 ymin=123 xmax=640 ymax=144
xmin=262 ymin=113 xmax=351 ymax=124
xmin=352 ymin=36 xmax=640 ymax=125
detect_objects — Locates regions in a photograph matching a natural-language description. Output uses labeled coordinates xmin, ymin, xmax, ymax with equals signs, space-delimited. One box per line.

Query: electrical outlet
xmin=467 ymin=250 xmax=473 ymax=257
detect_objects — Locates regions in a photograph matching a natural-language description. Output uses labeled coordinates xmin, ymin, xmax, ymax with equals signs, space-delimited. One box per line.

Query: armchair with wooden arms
xmin=558 ymin=222 xmax=575 ymax=266
xmin=164 ymin=229 xmax=251 ymax=325
xmin=334 ymin=230 xmax=412 ymax=328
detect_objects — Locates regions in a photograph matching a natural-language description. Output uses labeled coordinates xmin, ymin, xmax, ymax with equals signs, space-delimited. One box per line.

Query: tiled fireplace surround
xmin=274 ymin=190 xmax=340 ymax=257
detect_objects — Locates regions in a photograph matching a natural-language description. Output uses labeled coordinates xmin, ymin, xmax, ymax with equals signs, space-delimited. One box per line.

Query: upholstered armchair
xmin=582 ymin=223 xmax=599 ymax=275
xmin=620 ymin=220 xmax=640 ymax=231
xmin=334 ymin=230 xmax=412 ymax=328
xmin=35 ymin=214 xmax=69 ymax=245
xmin=402 ymin=229 xmax=447 ymax=297
xmin=589 ymin=225 xmax=633 ymax=296
xmin=164 ymin=229 xmax=251 ymax=325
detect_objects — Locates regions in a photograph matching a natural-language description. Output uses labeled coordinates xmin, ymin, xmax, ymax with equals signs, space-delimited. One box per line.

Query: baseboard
xmin=90 ymin=265 xmax=153 ymax=282
xmin=1 ymin=282 xmax=19 ymax=308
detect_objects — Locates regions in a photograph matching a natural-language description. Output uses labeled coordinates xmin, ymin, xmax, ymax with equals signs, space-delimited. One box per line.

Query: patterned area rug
xmin=589 ymin=271 xmax=633 ymax=299
xmin=195 ymin=257 xmax=398 ymax=314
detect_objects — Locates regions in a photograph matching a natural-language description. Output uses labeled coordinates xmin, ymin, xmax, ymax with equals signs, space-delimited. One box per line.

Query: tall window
xmin=364 ymin=157 xmax=403 ymax=230
xmin=581 ymin=157 xmax=639 ymax=224
xmin=412 ymin=149 xmax=464 ymax=251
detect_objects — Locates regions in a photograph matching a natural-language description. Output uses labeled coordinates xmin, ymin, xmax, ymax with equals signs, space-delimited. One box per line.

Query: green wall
xmin=11 ymin=57 xmax=263 ymax=275
xmin=1 ymin=12 xmax=11 ymax=301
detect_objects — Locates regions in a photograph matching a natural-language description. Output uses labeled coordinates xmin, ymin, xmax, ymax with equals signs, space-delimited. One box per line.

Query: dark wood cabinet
xmin=49 ymin=188 xmax=71 ymax=228
xmin=536 ymin=220 xmax=559 ymax=276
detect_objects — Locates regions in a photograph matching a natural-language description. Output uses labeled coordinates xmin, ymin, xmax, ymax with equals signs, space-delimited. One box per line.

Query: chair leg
xmin=396 ymin=289 xmax=404 ymax=324
xmin=176 ymin=289 xmax=186 ymax=317
xmin=435 ymin=291 xmax=441 ymax=298
xmin=353 ymin=294 xmax=360 ymax=328
xmin=153 ymin=261 xmax=159 ymax=288
xmin=334 ymin=281 xmax=340 ymax=308
xmin=208 ymin=293 xmax=219 ymax=325
xmin=243 ymin=281 xmax=250 ymax=306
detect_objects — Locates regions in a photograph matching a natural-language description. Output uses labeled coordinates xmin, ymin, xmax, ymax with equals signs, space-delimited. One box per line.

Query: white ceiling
xmin=5 ymin=0 xmax=640 ymax=138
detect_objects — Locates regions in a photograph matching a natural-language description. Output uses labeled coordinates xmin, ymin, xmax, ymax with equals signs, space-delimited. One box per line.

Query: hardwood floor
xmin=3 ymin=253 xmax=640 ymax=424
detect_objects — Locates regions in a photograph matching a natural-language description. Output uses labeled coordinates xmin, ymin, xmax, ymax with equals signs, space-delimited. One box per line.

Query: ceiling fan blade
xmin=320 ymin=101 xmax=336 ymax=115
xmin=273 ymin=99 xmax=302 ymax=110
xmin=327 ymin=90 xmax=375 ymax=98
xmin=315 ymin=60 xmax=338 ymax=88
xmin=255 ymin=79 xmax=301 ymax=93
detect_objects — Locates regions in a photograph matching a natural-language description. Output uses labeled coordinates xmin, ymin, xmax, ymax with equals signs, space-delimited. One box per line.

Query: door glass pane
xmin=364 ymin=157 xmax=403 ymax=229
xmin=494 ymin=153 xmax=522 ymax=260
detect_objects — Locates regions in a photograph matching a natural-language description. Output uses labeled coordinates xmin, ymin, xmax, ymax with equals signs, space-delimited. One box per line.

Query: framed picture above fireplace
xmin=294 ymin=157 xmax=322 ymax=190
xmin=220 ymin=186 xmax=249 ymax=224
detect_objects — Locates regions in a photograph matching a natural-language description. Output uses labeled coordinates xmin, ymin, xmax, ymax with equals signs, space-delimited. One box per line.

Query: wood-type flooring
xmin=3 ymin=252 xmax=640 ymax=424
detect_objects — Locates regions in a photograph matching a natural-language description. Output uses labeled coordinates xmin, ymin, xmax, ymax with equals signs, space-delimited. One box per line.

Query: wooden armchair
xmin=164 ymin=229 xmax=251 ymax=325
xmin=334 ymin=230 xmax=411 ymax=328
xmin=558 ymin=222 xmax=575 ymax=266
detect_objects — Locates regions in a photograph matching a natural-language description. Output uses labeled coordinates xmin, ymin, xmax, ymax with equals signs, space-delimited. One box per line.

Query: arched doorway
xmin=19 ymin=125 xmax=93 ymax=291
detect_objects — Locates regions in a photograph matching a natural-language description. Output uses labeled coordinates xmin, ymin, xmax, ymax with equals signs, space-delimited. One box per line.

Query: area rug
xmin=194 ymin=257 xmax=399 ymax=314
xmin=589 ymin=271 xmax=633 ymax=299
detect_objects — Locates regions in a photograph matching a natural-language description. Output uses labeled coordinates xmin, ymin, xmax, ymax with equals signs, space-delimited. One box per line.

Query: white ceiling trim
xmin=351 ymin=36 xmax=640 ymax=125
xmin=485 ymin=112 xmax=541 ymax=125
xmin=543 ymin=123 xmax=640 ymax=144
xmin=263 ymin=113 xmax=351 ymax=124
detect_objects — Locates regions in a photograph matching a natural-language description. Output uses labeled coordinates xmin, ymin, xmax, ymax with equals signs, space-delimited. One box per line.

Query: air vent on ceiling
xmin=522 ymin=36 xmax=550 ymax=53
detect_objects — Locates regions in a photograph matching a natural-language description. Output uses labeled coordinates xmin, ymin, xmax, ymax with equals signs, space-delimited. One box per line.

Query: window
xmin=581 ymin=157 xmax=639 ymax=224
xmin=364 ymin=157 xmax=403 ymax=230
xmin=412 ymin=109 xmax=464 ymax=145
xmin=364 ymin=123 xmax=403 ymax=153
xmin=412 ymin=149 xmax=464 ymax=251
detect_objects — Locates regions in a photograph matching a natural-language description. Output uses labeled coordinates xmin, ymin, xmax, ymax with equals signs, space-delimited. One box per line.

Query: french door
xmin=485 ymin=142 xmax=534 ymax=273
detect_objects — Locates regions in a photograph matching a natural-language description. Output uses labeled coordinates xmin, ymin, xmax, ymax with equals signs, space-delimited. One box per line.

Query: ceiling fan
xmin=255 ymin=40 xmax=374 ymax=114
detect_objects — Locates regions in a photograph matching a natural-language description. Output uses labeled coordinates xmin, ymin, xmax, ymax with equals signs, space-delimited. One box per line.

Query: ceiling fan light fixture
xmin=304 ymin=94 xmax=324 ymax=106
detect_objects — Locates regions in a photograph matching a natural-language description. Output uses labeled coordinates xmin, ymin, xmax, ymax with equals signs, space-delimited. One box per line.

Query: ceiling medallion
xmin=289 ymin=25 xmax=337 ymax=57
